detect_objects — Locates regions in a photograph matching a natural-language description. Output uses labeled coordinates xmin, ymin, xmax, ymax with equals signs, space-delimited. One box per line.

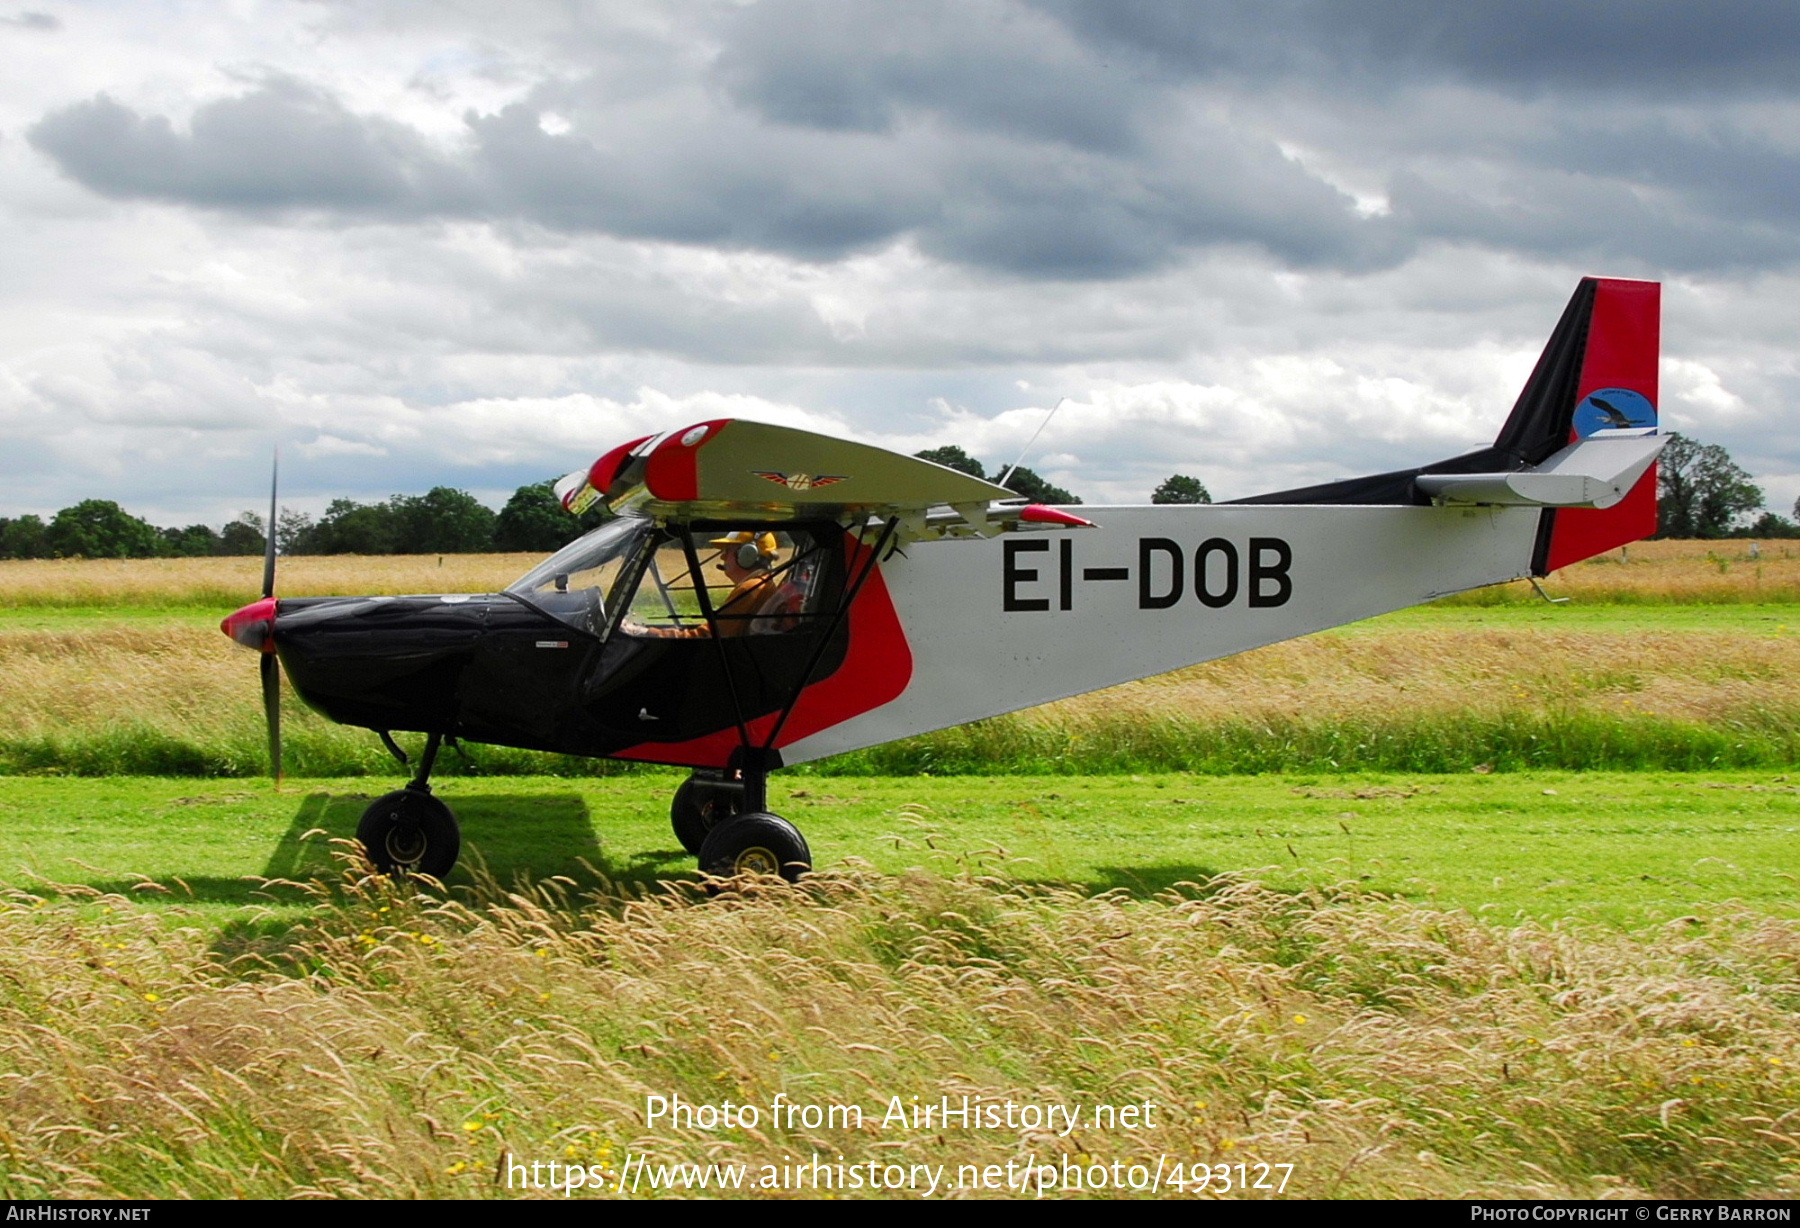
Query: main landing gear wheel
xmin=671 ymin=775 xmax=740 ymax=855
xmin=698 ymin=812 xmax=811 ymax=883
xmin=357 ymin=788 xmax=461 ymax=879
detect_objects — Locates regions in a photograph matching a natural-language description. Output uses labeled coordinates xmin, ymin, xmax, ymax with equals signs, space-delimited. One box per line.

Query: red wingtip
xmin=587 ymin=434 xmax=654 ymax=500
xmin=644 ymin=419 xmax=730 ymax=501
xmin=1019 ymin=504 xmax=1095 ymax=527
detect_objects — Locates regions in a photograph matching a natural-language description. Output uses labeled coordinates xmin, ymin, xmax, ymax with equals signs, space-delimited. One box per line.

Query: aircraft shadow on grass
xmin=84 ymin=793 xmax=693 ymax=908
xmin=263 ymin=792 xmax=695 ymax=893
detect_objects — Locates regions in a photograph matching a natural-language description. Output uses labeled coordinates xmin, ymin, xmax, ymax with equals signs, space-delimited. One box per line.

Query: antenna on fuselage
xmin=995 ymin=397 xmax=1067 ymax=491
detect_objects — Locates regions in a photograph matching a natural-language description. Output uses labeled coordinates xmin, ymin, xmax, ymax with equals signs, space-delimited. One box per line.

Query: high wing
xmin=554 ymin=418 xmax=1089 ymax=536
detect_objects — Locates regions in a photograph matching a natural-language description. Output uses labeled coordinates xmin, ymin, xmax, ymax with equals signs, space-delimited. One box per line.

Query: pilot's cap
xmin=710 ymin=530 xmax=778 ymax=565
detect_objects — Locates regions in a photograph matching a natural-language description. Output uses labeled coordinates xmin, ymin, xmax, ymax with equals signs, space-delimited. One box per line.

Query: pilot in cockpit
xmin=707 ymin=531 xmax=784 ymax=637
xmin=628 ymin=530 xmax=795 ymax=638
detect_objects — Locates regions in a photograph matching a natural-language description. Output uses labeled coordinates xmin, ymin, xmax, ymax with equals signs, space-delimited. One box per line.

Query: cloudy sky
xmin=3 ymin=0 xmax=1798 ymax=525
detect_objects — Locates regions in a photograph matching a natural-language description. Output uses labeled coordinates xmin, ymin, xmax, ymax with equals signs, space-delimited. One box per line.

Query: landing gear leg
xmin=358 ymin=732 xmax=462 ymax=878
xmin=696 ymin=748 xmax=811 ymax=883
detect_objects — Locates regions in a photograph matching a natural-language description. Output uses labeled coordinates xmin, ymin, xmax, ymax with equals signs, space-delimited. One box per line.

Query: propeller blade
xmin=261 ymin=650 xmax=282 ymax=781
xmin=262 ymin=448 xmax=279 ymax=600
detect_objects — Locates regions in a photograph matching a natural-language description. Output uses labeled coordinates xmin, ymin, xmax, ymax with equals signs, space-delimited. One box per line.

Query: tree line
xmin=0 ymin=481 xmax=609 ymax=560
xmin=0 ymin=433 xmax=1788 ymax=560
xmin=1655 ymin=434 xmax=1796 ymax=538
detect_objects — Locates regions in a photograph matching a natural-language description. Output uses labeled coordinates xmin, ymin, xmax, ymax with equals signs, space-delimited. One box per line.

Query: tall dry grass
xmin=0 ymin=624 xmax=628 ymax=776
xmin=850 ymin=626 xmax=1800 ymax=774
xmin=0 ymin=863 xmax=1794 ymax=1198
xmin=1 ymin=619 xmax=1795 ymax=775
xmin=0 ymin=554 xmax=536 ymax=608
xmin=1449 ymin=538 xmax=1800 ymax=605
xmin=2 ymin=542 xmax=1797 ymax=775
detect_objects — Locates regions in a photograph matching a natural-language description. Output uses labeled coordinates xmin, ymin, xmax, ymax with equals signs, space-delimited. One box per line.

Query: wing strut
xmin=678 ymin=529 xmax=757 ymax=759
xmin=760 ymin=515 xmax=899 ymax=754
xmin=674 ymin=516 xmax=898 ymax=812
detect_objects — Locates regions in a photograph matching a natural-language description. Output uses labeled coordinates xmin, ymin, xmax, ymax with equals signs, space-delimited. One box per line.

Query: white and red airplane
xmin=223 ymin=277 xmax=1664 ymax=881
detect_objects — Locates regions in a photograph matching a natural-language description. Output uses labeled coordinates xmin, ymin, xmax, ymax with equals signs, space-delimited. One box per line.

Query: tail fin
xmin=1514 ymin=278 xmax=1660 ymax=573
xmin=1232 ymin=277 xmax=1662 ymax=575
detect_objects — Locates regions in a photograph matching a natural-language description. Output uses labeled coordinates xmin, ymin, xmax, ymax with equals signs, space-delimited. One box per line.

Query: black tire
xmin=698 ymin=812 xmax=811 ymax=883
xmin=670 ymin=776 xmax=737 ymax=855
xmin=357 ymin=789 xmax=461 ymax=879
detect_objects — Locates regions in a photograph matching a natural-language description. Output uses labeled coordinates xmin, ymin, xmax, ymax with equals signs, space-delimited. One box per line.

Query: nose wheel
xmin=359 ymin=732 xmax=462 ymax=879
xmin=357 ymin=787 xmax=461 ymax=878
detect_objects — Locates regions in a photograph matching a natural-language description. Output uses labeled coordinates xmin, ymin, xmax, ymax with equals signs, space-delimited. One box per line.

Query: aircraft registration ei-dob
xmin=222 ymin=277 xmax=1666 ymax=882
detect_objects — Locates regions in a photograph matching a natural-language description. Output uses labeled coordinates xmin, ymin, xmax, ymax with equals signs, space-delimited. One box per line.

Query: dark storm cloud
xmin=1364 ymin=102 xmax=1800 ymax=274
xmin=713 ymin=0 xmax=1141 ymax=151
xmin=1384 ymin=169 xmax=1799 ymax=274
xmin=919 ymin=131 xmax=1392 ymax=277
xmin=1535 ymin=115 xmax=1800 ymax=229
xmin=29 ymin=73 xmax=1385 ymax=277
xmin=462 ymin=102 xmax=929 ymax=259
xmin=23 ymin=0 xmax=1800 ymax=280
xmin=1036 ymin=0 xmax=1800 ymax=95
xmin=1309 ymin=0 xmax=1800 ymax=95
xmin=27 ymin=80 xmax=461 ymax=212
xmin=482 ymin=86 xmax=1394 ymax=275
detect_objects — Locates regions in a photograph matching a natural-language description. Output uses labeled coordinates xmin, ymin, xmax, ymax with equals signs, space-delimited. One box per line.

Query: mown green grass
xmin=0 ymin=606 xmax=224 ymax=631
xmin=3 ymin=772 xmax=1793 ymax=927
xmin=1343 ymin=601 xmax=1800 ymax=635
xmin=3 ymin=708 xmax=1798 ymax=779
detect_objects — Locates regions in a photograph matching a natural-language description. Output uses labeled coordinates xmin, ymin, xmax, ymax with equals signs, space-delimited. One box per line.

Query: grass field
xmin=0 ymin=780 xmax=1795 ymax=1200
xmin=1 ymin=549 xmax=1796 ymax=1199
xmin=3 ymin=547 xmax=1800 ymax=777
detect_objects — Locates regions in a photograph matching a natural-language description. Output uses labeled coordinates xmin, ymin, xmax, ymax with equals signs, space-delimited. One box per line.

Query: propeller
xmin=221 ymin=450 xmax=282 ymax=781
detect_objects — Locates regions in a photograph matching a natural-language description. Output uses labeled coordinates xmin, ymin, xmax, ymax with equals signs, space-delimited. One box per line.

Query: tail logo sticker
xmin=1572 ymin=387 xmax=1656 ymax=438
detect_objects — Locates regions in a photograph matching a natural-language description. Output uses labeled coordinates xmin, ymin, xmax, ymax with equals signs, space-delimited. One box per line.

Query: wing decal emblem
xmin=754 ymin=471 xmax=848 ymax=491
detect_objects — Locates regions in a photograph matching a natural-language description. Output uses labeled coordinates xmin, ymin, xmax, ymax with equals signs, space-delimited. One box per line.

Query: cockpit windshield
xmin=505 ymin=515 xmax=653 ymax=636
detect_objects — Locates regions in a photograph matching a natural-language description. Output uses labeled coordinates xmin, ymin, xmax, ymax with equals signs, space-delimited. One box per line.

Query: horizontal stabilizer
xmin=1416 ymin=430 xmax=1665 ymax=509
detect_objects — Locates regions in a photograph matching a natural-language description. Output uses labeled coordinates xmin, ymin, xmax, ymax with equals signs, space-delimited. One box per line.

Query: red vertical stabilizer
xmin=1538 ymin=278 xmax=1661 ymax=573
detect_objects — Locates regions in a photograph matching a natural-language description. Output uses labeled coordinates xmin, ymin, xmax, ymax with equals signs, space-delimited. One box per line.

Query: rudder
xmin=1522 ymin=279 xmax=1661 ymax=573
